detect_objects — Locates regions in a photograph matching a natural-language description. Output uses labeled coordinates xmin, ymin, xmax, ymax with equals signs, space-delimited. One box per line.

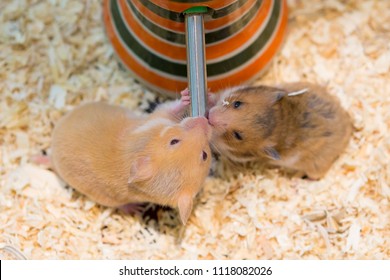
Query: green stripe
xmin=169 ymin=0 xmax=212 ymax=2
xmin=211 ymin=0 xmax=281 ymax=74
xmin=111 ymin=0 xmax=282 ymax=77
xmin=210 ymin=0 xmax=257 ymax=19
xmin=128 ymin=0 xmax=260 ymax=45
xmin=111 ymin=0 xmax=187 ymax=76
xmin=207 ymin=0 xmax=261 ymax=44
xmin=128 ymin=0 xmax=186 ymax=44
xmin=138 ymin=0 xmax=185 ymax=22
xmin=137 ymin=0 xmax=248 ymax=22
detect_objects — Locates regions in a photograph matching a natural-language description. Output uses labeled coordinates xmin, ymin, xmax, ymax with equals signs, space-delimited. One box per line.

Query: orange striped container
xmin=103 ymin=0 xmax=288 ymax=96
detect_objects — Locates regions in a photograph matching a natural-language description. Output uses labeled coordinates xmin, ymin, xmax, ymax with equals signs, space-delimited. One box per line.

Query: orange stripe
xmin=204 ymin=0 xmax=256 ymax=31
xmin=119 ymin=0 xmax=187 ymax=61
xmin=208 ymin=0 xmax=288 ymax=91
xmin=103 ymin=0 xmax=187 ymax=93
xmin=149 ymin=1 xmax=238 ymax=13
xmin=132 ymin=0 xmax=185 ymax=33
xmin=133 ymin=0 xmax=256 ymax=33
xmin=205 ymin=0 xmax=272 ymax=61
xmin=136 ymin=0 xmax=256 ymax=33
xmin=119 ymin=0 xmax=273 ymax=62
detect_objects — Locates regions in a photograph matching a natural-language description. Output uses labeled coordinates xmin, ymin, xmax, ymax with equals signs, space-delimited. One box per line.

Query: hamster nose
xmin=196 ymin=117 xmax=208 ymax=128
xmin=184 ymin=117 xmax=208 ymax=129
xmin=207 ymin=111 xmax=218 ymax=126
xmin=202 ymin=150 xmax=208 ymax=161
xmin=208 ymin=113 xmax=215 ymax=126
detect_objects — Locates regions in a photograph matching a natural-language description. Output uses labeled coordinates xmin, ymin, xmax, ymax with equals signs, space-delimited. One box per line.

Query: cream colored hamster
xmin=207 ymin=82 xmax=352 ymax=179
xmin=50 ymin=92 xmax=211 ymax=224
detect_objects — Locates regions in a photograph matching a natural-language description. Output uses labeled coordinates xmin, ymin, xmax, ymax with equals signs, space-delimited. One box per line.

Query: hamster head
xmin=208 ymin=86 xmax=285 ymax=163
xmin=128 ymin=116 xmax=212 ymax=224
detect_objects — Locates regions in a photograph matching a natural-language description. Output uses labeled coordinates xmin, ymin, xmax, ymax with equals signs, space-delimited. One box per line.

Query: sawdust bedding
xmin=0 ymin=0 xmax=389 ymax=260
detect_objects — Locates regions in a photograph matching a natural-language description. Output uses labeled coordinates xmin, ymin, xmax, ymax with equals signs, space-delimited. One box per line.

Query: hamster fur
xmin=51 ymin=94 xmax=211 ymax=224
xmin=208 ymin=82 xmax=353 ymax=179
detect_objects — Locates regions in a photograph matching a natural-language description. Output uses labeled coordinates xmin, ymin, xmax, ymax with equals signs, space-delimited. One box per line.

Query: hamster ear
xmin=177 ymin=193 xmax=193 ymax=225
xmin=263 ymin=146 xmax=281 ymax=160
xmin=272 ymin=91 xmax=285 ymax=104
xmin=128 ymin=156 xmax=153 ymax=184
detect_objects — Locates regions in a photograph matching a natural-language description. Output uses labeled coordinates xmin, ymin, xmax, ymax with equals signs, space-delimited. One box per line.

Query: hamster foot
xmin=119 ymin=203 xmax=146 ymax=215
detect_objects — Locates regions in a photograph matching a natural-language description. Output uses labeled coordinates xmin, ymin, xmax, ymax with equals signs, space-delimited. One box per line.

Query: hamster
xmin=207 ymin=82 xmax=352 ymax=179
xmin=50 ymin=91 xmax=211 ymax=224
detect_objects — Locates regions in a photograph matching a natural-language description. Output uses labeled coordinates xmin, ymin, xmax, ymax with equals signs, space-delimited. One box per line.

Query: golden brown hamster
xmin=207 ymin=82 xmax=352 ymax=179
xmin=51 ymin=93 xmax=211 ymax=224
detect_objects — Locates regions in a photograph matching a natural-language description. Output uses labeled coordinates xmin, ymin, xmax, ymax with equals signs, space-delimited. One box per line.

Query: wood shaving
xmin=287 ymin=88 xmax=308 ymax=96
xmin=0 ymin=0 xmax=389 ymax=259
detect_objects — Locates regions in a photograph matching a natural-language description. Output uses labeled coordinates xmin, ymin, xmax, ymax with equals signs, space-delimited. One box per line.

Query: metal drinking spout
xmin=184 ymin=7 xmax=208 ymax=117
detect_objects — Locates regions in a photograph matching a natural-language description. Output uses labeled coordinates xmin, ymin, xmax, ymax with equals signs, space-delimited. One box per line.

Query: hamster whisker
xmin=210 ymin=142 xmax=222 ymax=155
xmin=182 ymin=111 xmax=190 ymax=120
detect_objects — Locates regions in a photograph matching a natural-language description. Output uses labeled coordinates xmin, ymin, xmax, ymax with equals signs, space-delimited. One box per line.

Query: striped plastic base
xmin=103 ymin=0 xmax=288 ymax=96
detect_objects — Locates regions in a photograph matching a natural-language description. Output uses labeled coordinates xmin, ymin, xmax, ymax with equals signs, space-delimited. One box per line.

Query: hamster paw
xmin=30 ymin=153 xmax=52 ymax=169
xmin=301 ymin=174 xmax=321 ymax=181
xmin=180 ymin=88 xmax=191 ymax=106
xmin=119 ymin=203 xmax=146 ymax=215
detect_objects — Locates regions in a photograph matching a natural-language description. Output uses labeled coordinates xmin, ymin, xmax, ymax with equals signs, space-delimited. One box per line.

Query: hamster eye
xmin=202 ymin=151 xmax=208 ymax=161
xmin=170 ymin=139 xmax=180 ymax=145
xmin=233 ymin=131 xmax=243 ymax=140
xmin=233 ymin=101 xmax=242 ymax=108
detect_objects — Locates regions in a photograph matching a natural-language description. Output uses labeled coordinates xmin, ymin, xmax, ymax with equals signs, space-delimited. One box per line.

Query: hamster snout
xmin=208 ymin=109 xmax=228 ymax=128
xmin=182 ymin=117 xmax=211 ymax=139
xmin=180 ymin=117 xmax=211 ymax=164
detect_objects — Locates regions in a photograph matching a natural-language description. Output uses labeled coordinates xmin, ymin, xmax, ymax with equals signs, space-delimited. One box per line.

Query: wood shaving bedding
xmin=0 ymin=0 xmax=389 ymax=259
